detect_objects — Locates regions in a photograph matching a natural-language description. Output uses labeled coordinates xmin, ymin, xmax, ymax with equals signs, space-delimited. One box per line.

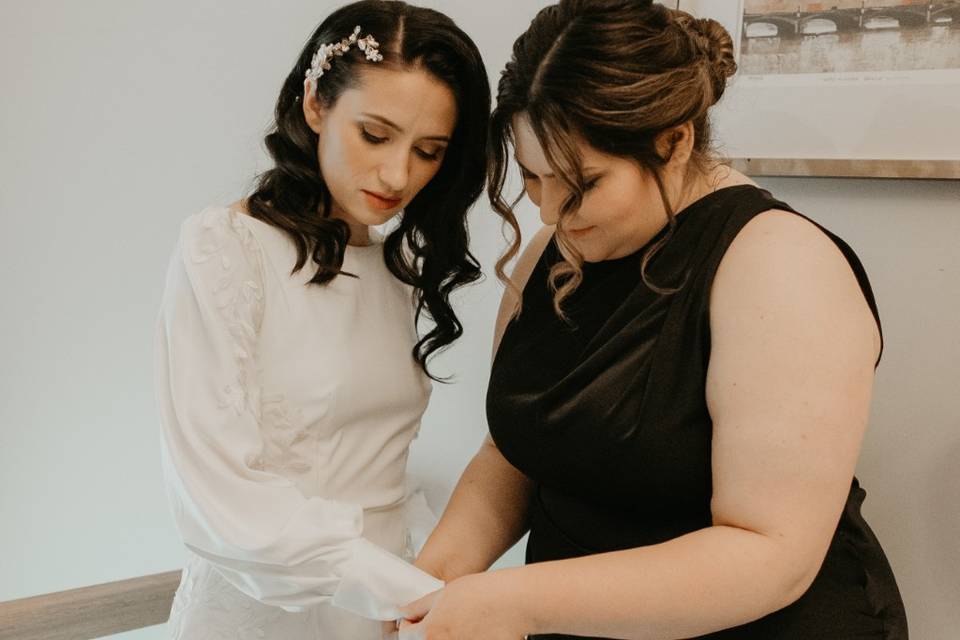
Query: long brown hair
xmin=488 ymin=0 xmax=736 ymax=317
xmin=247 ymin=0 xmax=490 ymax=380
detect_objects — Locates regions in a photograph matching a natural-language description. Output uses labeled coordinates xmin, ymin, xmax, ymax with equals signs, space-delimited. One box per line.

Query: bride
xmin=154 ymin=1 xmax=490 ymax=637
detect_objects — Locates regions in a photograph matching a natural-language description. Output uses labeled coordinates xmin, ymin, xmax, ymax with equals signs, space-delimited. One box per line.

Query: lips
xmin=362 ymin=190 xmax=402 ymax=210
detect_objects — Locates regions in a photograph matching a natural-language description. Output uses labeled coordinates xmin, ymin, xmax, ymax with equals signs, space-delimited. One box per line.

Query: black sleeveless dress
xmin=487 ymin=185 xmax=908 ymax=639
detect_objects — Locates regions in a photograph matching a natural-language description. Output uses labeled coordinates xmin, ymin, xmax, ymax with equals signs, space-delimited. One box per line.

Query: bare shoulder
xmin=491 ymin=225 xmax=556 ymax=359
xmin=716 ymin=208 xmax=851 ymax=290
xmin=512 ymin=225 xmax=556 ymax=292
xmin=711 ymin=208 xmax=881 ymax=361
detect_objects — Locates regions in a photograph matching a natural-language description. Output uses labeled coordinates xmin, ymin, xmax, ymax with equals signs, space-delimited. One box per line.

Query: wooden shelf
xmin=0 ymin=570 xmax=181 ymax=640
xmin=728 ymin=158 xmax=960 ymax=180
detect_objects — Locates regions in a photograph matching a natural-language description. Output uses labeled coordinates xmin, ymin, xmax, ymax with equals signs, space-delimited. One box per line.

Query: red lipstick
xmin=363 ymin=190 xmax=402 ymax=210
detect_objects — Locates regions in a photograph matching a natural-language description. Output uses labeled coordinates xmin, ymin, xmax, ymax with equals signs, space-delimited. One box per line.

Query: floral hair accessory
xmin=305 ymin=25 xmax=383 ymax=84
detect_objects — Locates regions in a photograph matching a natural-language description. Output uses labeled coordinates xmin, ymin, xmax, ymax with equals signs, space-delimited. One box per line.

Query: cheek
xmin=527 ymin=183 xmax=542 ymax=207
xmin=611 ymin=192 xmax=642 ymax=227
xmin=410 ymin=162 xmax=442 ymax=193
xmin=581 ymin=190 xmax=639 ymax=239
xmin=318 ymin=127 xmax=364 ymax=186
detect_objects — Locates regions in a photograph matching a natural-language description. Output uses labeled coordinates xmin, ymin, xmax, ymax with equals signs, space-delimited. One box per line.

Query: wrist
xmin=482 ymin=567 xmax=544 ymax=636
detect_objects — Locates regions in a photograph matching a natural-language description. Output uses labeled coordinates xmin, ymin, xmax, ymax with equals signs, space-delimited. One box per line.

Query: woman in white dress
xmin=154 ymin=1 xmax=490 ymax=637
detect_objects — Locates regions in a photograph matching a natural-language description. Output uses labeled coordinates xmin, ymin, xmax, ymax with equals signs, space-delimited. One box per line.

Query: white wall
xmin=1 ymin=2 xmax=956 ymax=639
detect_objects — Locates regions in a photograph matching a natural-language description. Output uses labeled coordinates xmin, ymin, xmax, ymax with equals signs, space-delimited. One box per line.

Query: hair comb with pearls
xmin=305 ymin=25 xmax=383 ymax=84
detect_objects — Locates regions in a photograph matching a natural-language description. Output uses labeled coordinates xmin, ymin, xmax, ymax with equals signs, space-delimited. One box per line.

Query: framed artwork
xmin=678 ymin=0 xmax=960 ymax=179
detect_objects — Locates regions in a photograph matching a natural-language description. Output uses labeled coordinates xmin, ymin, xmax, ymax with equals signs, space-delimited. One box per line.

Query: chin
xmin=583 ymin=244 xmax=623 ymax=264
xmin=564 ymin=237 xmax=603 ymax=264
xmin=349 ymin=203 xmax=399 ymax=227
xmin=581 ymin=252 xmax=607 ymax=264
xmin=364 ymin=210 xmax=398 ymax=226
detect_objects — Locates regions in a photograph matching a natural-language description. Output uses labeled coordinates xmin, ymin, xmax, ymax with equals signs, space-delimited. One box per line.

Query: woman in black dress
xmin=395 ymin=1 xmax=907 ymax=638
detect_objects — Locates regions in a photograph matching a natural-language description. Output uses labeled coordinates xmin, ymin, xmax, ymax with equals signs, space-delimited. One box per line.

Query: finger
xmin=397 ymin=588 xmax=441 ymax=621
xmin=397 ymin=620 xmax=425 ymax=640
xmin=380 ymin=620 xmax=398 ymax=640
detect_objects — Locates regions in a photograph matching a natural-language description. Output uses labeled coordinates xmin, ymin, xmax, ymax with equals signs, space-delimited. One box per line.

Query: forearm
xmin=503 ymin=524 xmax=817 ymax=639
xmin=416 ymin=438 xmax=533 ymax=581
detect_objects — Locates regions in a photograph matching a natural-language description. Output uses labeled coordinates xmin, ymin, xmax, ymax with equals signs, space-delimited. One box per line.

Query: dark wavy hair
xmin=488 ymin=0 xmax=737 ymax=316
xmin=246 ymin=0 xmax=490 ymax=380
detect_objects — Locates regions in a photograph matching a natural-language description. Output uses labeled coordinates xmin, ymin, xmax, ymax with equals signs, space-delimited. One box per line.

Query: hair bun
xmin=693 ymin=18 xmax=737 ymax=77
xmin=675 ymin=13 xmax=737 ymax=103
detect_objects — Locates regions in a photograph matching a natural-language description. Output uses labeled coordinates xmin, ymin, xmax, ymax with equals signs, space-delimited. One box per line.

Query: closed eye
xmin=360 ymin=127 xmax=387 ymax=144
xmin=519 ymin=168 xmax=596 ymax=190
xmin=415 ymin=147 xmax=445 ymax=162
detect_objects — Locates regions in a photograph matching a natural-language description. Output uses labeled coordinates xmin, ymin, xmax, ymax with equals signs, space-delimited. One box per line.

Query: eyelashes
xmin=360 ymin=128 xmax=387 ymax=144
xmin=359 ymin=126 xmax=444 ymax=162
xmin=521 ymin=171 xmax=601 ymax=192
xmin=414 ymin=148 xmax=443 ymax=161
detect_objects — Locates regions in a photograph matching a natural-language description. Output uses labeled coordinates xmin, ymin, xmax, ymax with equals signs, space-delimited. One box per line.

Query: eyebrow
xmin=361 ymin=113 xmax=451 ymax=143
xmin=516 ymin=160 xmax=602 ymax=179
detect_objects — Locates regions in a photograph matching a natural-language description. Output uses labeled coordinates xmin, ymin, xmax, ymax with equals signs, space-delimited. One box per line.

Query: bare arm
xmin=479 ymin=211 xmax=882 ymax=638
xmin=414 ymin=226 xmax=556 ymax=581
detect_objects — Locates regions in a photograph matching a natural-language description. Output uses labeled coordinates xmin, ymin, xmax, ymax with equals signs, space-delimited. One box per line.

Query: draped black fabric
xmin=487 ymin=185 xmax=907 ymax=639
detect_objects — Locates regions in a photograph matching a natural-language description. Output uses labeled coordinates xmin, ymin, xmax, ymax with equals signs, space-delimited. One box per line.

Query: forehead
xmin=512 ymin=113 xmax=609 ymax=174
xmin=512 ymin=114 xmax=549 ymax=172
xmin=332 ymin=67 xmax=458 ymax=136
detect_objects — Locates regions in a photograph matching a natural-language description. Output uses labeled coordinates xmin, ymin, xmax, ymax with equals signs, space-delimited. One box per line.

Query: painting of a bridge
xmin=739 ymin=1 xmax=960 ymax=74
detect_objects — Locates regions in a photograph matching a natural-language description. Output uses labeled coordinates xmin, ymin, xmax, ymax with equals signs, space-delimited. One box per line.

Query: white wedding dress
xmin=155 ymin=206 xmax=443 ymax=639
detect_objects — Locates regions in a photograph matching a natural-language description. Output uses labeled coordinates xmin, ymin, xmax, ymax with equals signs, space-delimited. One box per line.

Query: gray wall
xmin=1 ymin=2 xmax=956 ymax=638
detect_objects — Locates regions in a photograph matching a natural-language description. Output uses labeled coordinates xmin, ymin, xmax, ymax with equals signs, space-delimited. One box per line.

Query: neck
xmin=669 ymin=165 xmax=750 ymax=216
xmin=347 ymin=224 xmax=372 ymax=247
xmin=664 ymin=171 xmax=709 ymax=217
xmin=328 ymin=204 xmax=372 ymax=247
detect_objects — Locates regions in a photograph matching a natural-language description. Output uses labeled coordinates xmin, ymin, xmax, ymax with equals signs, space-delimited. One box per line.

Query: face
xmin=303 ymin=66 xmax=457 ymax=240
xmin=513 ymin=113 xmax=694 ymax=262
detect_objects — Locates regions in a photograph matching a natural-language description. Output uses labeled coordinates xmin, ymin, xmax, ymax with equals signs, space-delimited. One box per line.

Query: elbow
xmin=736 ymin=528 xmax=828 ymax=615
xmin=778 ymin=567 xmax=818 ymax=610
xmin=771 ymin=551 xmax=824 ymax=612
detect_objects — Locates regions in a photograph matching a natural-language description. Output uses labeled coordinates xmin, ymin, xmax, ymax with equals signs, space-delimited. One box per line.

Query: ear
xmin=655 ymin=121 xmax=695 ymax=168
xmin=302 ymin=78 xmax=326 ymax=134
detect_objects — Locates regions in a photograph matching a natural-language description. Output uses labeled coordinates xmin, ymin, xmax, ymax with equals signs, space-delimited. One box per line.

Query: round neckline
xmin=345 ymin=232 xmax=385 ymax=254
xmin=225 ymin=205 xmax=385 ymax=254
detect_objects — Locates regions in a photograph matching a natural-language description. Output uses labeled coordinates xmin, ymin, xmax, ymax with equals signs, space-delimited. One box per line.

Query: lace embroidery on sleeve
xmin=187 ymin=208 xmax=316 ymax=478
xmin=248 ymin=394 xmax=313 ymax=476
xmin=188 ymin=208 xmax=265 ymax=418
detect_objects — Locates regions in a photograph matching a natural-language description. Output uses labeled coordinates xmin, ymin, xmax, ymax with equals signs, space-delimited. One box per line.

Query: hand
xmin=381 ymin=558 xmax=447 ymax=638
xmin=381 ymin=619 xmax=399 ymax=639
xmin=396 ymin=572 xmax=528 ymax=640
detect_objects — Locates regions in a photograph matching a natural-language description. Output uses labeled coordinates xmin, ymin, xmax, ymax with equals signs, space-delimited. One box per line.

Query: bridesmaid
xmin=155 ymin=1 xmax=489 ymax=638
xmin=398 ymin=0 xmax=907 ymax=638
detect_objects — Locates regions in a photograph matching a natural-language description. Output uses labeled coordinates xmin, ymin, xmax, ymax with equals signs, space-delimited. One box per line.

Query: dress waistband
xmin=363 ymin=492 xmax=408 ymax=514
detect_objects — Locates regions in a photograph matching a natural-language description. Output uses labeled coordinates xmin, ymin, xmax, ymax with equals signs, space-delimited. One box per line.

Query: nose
xmin=377 ymin=148 xmax=410 ymax=195
xmin=538 ymin=184 xmax=562 ymax=226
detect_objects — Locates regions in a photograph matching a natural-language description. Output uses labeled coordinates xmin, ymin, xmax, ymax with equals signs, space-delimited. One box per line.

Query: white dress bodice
xmin=155 ymin=206 xmax=442 ymax=638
